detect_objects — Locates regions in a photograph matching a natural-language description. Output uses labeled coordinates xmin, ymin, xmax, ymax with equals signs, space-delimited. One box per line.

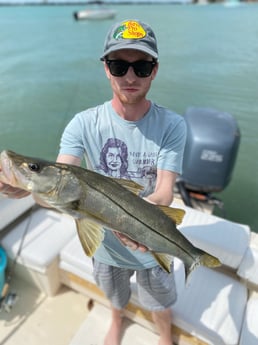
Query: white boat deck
xmin=70 ymin=304 xmax=160 ymax=345
xmin=0 ymin=276 xmax=160 ymax=345
xmin=0 ymin=277 xmax=87 ymax=345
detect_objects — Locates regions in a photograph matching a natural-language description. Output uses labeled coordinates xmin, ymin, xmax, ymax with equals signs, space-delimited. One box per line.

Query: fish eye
xmin=28 ymin=162 xmax=41 ymax=172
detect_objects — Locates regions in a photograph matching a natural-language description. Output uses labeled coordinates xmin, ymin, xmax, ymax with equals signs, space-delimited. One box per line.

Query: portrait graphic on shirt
xmin=98 ymin=138 xmax=130 ymax=178
xmin=97 ymin=138 xmax=157 ymax=197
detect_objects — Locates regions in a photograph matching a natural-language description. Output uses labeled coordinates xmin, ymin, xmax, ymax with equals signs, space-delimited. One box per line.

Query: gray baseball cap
xmin=100 ymin=19 xmax=158 ymax=60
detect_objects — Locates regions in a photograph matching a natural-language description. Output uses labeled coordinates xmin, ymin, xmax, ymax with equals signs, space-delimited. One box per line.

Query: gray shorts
xmin=92 ymin=260 xmax=177 ymax=311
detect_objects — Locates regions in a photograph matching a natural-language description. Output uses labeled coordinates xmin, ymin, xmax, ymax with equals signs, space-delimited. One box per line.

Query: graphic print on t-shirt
xmin=96 ymin=137 xmax=157 ymax=197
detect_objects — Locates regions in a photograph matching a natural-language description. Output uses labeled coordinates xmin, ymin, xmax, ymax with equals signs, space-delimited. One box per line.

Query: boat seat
xmin=1 ymin=207 xmax=76 ymax=296
xmin=0 ymin=195 xmax=35 ymax=232
xmin=239 ymin=294 xmax=258 ymax=345
xmin=176 ymin=204 xmax=250 ymax=270
xmin=237 ymin=245 xmax=258 ymax=287
xmin=173 ymin=266 xmax=247 ymax=345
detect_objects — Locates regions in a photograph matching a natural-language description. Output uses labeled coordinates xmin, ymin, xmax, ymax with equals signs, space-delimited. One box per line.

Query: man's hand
xmin=113 ymin=231 xmax=148 ymax=252
xmin=112 ymin=196 xmax=157 ymax=252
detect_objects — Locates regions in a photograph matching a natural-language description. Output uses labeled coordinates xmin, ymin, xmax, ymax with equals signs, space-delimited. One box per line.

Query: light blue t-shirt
xmin=59 ymin=100 xmax=186 ymax=270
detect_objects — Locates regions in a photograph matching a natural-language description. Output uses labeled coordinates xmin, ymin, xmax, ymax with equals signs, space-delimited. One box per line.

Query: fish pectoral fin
xmin=152 ymin=253 xmax=174 ymax=273
xmin=157 ymin=206 xmax=185 ymax=225
xmin=75 ymin=218 xmax=104 ymax=257
xmin=112 ymin=178 xmax=144 ymax=195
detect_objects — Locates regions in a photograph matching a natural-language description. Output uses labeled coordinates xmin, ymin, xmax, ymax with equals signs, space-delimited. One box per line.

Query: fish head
xmin=0 ymin=150 xmax=81 ymax=206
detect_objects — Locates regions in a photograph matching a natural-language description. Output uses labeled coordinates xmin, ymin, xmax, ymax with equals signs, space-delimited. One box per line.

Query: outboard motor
xmin=177 ymin=107 xmax=241 ymax=212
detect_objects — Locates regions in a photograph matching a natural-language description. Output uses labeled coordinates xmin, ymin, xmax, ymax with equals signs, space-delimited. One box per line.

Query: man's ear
xmin=103 ymin=61 xmax=111 ymax=79
xmin=151 ymin=62 xmax=159 ymax=80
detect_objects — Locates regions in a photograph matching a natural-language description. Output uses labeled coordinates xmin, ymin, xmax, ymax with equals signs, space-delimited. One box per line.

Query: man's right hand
xmin=113 ymin=231 xmax=148 ymax=252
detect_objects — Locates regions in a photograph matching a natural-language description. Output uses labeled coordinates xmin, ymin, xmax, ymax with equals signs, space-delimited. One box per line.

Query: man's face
xmin=104 ymin=49 xmax=158 ymax=105
xmin=106 ymin=146 xmax=122 ymax=171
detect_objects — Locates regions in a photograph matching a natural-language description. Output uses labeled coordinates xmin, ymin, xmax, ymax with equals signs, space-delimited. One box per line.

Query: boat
xmin=73 ymin=8 xmax=116 ymax=21
xmin=0 ymin=106 xmax=258 ymax=345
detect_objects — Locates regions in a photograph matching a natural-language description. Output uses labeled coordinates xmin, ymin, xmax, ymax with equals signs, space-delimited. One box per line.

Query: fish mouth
xmin=0 ymin=150 xmax=23 ymax=188
xmin=0 ymin=151 xmax=14 ymax=182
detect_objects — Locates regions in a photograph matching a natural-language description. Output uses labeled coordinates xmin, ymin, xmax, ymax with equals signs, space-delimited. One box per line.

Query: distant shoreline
xmin=0 ymin=0 xmax=195 ymax=5
xmin=1 ymin=0 xmax=256 ymax=6
xmin=0 ymin=0 xmax=196 ymax=4
xmin=0 ymin=3 xmax=192 ymax=5
xmin=0 ymin=0 xmax=192 ymax=7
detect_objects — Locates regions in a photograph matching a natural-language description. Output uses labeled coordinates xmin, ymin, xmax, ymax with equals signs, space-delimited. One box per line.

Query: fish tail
xmin=153 ymin=252 xmax=221 ymax=280
xmin=200 ymin=253 xmax=221 ymax=268
xmin=184 ymin=260 xmax=199 ymax=281
xmin=184 ymin=253 xmax=221 ymax=282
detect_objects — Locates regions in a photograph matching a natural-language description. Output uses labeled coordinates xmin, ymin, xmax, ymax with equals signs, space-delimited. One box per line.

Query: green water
xmin=0 ymin=3 xmax=258 ymax=231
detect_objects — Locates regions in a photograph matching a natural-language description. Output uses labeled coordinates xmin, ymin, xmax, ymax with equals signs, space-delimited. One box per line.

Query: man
xmin=0 ymin=19 xmax=186 ymax=345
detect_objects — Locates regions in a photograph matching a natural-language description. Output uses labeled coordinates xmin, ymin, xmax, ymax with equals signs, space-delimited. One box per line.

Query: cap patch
xmin=113 ymin=20 xmax=146 ymax=40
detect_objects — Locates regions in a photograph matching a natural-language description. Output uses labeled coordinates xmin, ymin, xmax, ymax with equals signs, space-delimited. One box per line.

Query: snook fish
xmin=0 ymin=150 xmax=221 ymax=277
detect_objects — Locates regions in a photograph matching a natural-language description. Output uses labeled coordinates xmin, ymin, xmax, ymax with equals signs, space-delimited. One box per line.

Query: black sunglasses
xmin=105 ymin=59 xmax=157 ymax=78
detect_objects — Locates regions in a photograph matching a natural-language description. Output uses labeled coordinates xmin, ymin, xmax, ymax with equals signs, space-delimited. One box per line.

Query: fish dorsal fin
xmin=112 ymin=178 xmax=144 ymax=195
xmin=75 ymin=218 xmax=104 ymax=257
xmin=152 ymin=253 xmax=174 ymax=273
xmin=158 ymin=206 xmax=185 ymax=225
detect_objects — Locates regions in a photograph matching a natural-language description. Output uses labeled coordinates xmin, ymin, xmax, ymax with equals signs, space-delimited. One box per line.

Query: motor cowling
xmin=180 ymin=107 xmax=241 ymax=193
